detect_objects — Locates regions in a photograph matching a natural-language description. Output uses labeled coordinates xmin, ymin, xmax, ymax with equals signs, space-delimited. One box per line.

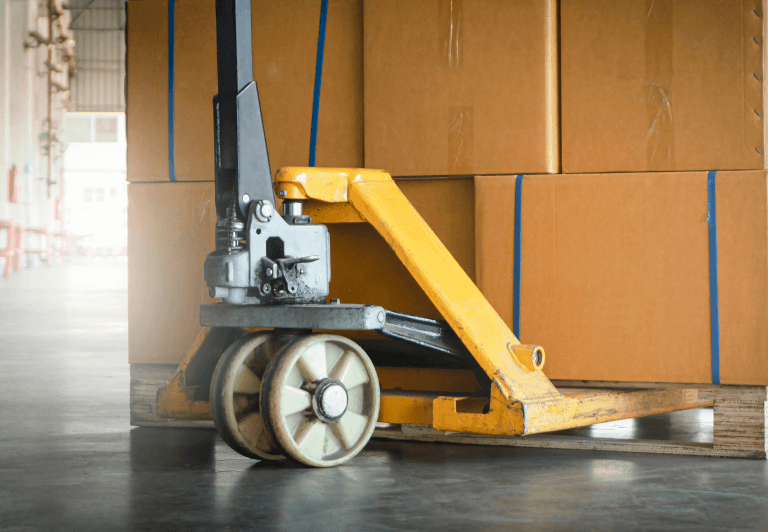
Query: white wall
xmin=0 ymin=0 xmax=76 ymax=270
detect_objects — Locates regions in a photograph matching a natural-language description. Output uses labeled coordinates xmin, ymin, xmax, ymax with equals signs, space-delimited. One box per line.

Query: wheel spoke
xmin=233 ymin=365 xmax=261 ymax=394
xmin=330 ymin=411 xmax=368 ymax=450
xmin=280 ymin=386 xmax=311 ymax=416
xmin=330 ymin=351 xmax=369 ymax=389
xmin=237 ymin=411 xmax=266 ymax=439
xmin=293 ymin=418 xmax=327 ymax=459
xmin=233 ymin=393 xmax=259 ymax=420
xmin=295 ymin=342 xmax=327 ymax=382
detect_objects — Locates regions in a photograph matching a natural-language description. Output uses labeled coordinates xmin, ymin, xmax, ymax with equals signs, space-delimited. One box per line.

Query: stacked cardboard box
xmin=560 ymin=0 xmax=764 ymax=173
xmin=501 ymin=0 xmax=767 ymax=384
xmin=363 ymin=0 xmax=559 ymax=176
xmin=126 ymin=0 xmax=768 ymax=385
xmin=126 ymin=0 xmax=364 ymax=181
xmin=126 ymin=0 xmax=553 ymax=364
xmin=126 ymin=0 xmax=367 ymax=363
xmin=476 ymin=171 xmax=768 ymax=385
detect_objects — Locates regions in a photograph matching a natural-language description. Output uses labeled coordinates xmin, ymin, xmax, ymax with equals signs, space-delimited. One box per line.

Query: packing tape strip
xmin=308 ymin=0 xmax=329 ymax=167
xmin=513 ymin=174 xmax=524 ymax=340
xmin=167 ymin=0 xmax=176 ymax=182
xmin=707 ymin=170 xmax=720 ymax=384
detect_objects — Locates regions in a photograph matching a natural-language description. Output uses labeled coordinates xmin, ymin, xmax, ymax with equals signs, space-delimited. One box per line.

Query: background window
xmin=64 ymin=115 xmax=92 ymax=142
xmin=94 ymin=116 xmax=118 ymax=142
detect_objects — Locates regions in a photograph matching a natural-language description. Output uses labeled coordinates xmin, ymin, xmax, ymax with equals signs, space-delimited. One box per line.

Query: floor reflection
xmin=130 ymin=427 xmax=217 ymax=471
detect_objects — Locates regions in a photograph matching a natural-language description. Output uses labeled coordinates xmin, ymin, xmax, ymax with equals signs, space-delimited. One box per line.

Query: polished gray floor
xmin=1 ymin=259 xmax=767 ymax=531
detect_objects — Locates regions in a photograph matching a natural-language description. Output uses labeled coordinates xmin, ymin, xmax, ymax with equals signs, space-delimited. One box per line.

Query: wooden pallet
xmin=130 ymin=364 xmax=767 ymax=458
xmin=131 ymin=363 xmax=214 ymax=428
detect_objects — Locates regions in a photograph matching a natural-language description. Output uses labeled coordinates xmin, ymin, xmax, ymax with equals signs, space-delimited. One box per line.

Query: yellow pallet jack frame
xmin=157 ymin=168 xmax=710 ymax=438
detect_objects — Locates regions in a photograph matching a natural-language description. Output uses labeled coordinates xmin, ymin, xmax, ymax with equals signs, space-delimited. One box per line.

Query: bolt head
xmin=279 ymin=190 xmax=287 ymax=197
xmin=262 ymin=283 xmax=271 ymax=293
xmin=266 ymin=268 xmax=273 ymax=276
xmin=242 ymin=193 xmax=250 ymax=204
xmin=260 ymin=202 xmax=273 ymax=218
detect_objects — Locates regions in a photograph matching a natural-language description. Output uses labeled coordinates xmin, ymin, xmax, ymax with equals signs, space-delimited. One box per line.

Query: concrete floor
xmin=1 ymin=259 xmax=767 ymax=531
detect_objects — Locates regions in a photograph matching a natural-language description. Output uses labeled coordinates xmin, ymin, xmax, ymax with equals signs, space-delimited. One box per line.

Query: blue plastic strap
xmin=308 ymin=0 xmax=328 ymax=167
xmin=707 ymin=170 xmax=720 ymax=384
xmin=513 ymin=174 xmax=524 ymax=340
xmin=167 ymin=0 xmax=176 ymax=181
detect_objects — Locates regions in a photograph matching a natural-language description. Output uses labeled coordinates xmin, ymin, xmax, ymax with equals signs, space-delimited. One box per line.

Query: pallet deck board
xmin=371 ymin=425 xmax=765 ymax=459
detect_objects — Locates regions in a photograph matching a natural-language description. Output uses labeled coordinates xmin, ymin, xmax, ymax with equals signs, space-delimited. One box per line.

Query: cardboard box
xmin=363 ymin=0 xmax=559 ymax=176
xmin=128 ymin=178 xmax=474 ymax=364
xmin=128 ymin=182 xmax=218 ymax=364
xmin=475 ymin=171 xmax=768 ymax=385
xmin=561 ymin=0 xmax=764 ymax=173
xmin=126 ymin=0 xmax=363 ymax=182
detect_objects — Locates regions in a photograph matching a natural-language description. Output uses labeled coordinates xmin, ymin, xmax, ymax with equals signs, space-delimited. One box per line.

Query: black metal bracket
xmin=377 ymin=310 xmax=470 ymax=365
xmin=213 ymin=0 xmax=274 ymax=219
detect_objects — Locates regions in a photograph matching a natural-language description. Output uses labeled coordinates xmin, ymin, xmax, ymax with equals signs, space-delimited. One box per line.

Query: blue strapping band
xmin=707 ymin=170 xmax=721 ymax=384
xmin=513 ymin=174 xmax=524 ymax=340
xmin=308 ymin=0 xmax=328 ymax=167
xmin=167 ymin=0 xmax=176 ymax=181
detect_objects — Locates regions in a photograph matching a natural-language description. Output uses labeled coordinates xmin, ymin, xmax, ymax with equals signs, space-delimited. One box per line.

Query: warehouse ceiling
xmin=66 ymin=0 xmax=125 ymax=112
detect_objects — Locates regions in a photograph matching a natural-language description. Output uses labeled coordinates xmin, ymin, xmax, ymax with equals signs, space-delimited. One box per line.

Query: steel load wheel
xmin=261 ymin=334 xmax=380 ymax=467
xmin=210 ymin=332 xmax=295 ymax=460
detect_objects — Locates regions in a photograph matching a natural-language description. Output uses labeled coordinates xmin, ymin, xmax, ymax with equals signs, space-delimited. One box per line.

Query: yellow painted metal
xmin=156 ymin=327 xmax=215 ymax=420
xmin=154 ymin=166 xmax=714 ymax=442
xmin=433 ymin=388 xmax=524 ymax=435
xmin=274 ymin=167 xmax=560 ymax=404
xmin=274 ymin=167 xmax=391 ymax=203
xmin=510 ymin=345 xmax=546 ymax=373
xmin=433 ymin=387 xmax=711 ymax=436
xmin=304 ymin=202 xmax=365 ymax=224
xmin=378 ymin=391 xmax=436 ymax=425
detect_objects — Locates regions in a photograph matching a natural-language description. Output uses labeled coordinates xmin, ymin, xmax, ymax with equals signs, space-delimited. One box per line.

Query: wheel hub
xmin=313 ymin=378 xmax=348 ymax=422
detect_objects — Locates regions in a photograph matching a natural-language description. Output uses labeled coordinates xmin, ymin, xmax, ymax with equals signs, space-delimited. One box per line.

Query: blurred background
xmin=0 ymin=0 xmax=126 ymax=269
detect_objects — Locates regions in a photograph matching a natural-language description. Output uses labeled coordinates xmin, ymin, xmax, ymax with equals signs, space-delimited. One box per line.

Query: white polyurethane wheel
xmin=210 ymin=331 xmax=296 ymax=461
xmin=261 ymin=334 xmax=380 ymax=468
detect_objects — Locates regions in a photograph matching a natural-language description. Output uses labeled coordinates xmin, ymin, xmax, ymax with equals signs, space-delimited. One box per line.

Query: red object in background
xmin=8 ymin=166 xmax=19 ymax=204
xmin=55 ymin=198 xmax=62 ymax=220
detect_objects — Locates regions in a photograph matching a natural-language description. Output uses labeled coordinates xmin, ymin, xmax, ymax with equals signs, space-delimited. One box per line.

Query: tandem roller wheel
xmin=209 ymin=332 xmax=295 ymax=461
xmin=261 ymin=334 xmax=380 ymax=468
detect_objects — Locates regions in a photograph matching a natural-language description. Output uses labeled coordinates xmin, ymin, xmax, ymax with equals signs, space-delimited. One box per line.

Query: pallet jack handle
xmin=213 ymin=0 xmax=274 ymax=220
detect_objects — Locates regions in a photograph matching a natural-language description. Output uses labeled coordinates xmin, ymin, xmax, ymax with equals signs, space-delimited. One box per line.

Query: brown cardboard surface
xmin=475 ymin=171 xmax=768 ymax=385
xmin=126 ymin=0 xmax=363 ymax=182
xmin=128 ymin=182 xmax=217 ymax=364
xmin=128 ymin=178 xmax=474 ymax=364
xmin=329 ymin=178 xmax=475 ymax=318
xmin=363 ymin=0 xmax=558 ymax=177
xmin=126 ymin=0 xmax=169 ymax=181
xmin=561 ymin=0 xmax=764 ymax=173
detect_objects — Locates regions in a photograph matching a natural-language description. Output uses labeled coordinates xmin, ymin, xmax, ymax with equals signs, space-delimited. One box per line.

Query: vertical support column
xmin=0 ymin=0 xmax=10 ymax=220
xmin=8 ymin=0 xmax=33 ymax=228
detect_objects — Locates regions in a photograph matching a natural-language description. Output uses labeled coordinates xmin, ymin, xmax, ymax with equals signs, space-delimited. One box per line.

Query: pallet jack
xmin=156 ymin=0 xmax=710 ymax=467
